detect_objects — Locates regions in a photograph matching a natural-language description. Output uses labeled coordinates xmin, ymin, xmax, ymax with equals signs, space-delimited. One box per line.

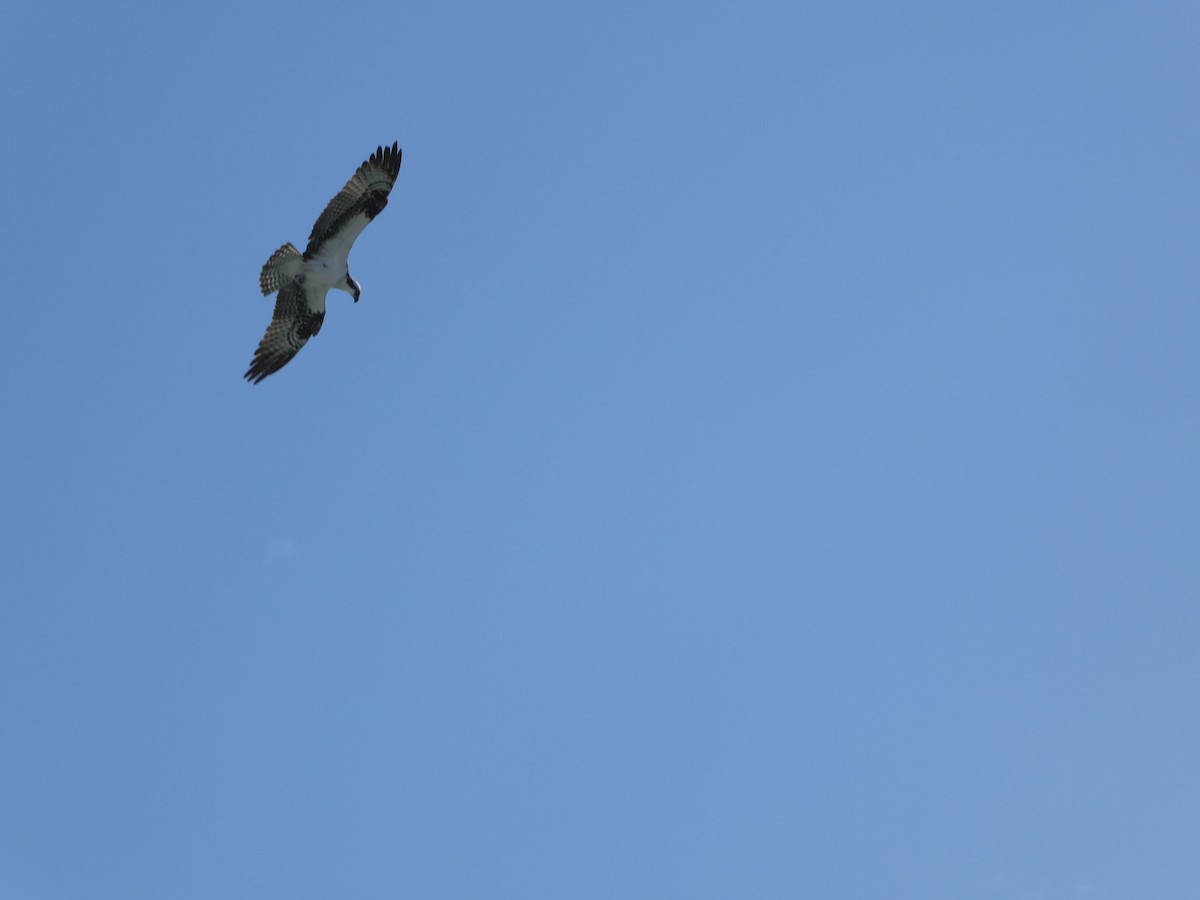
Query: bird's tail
xmin=259 ymin=242 xmax=303 ymax=296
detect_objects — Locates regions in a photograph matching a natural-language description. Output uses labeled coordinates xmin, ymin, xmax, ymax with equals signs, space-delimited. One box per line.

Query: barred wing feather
xmin=244 ymin=280 xmax=326 ymax=384
xmin=305 ymin=142 xmax=402 ymax=263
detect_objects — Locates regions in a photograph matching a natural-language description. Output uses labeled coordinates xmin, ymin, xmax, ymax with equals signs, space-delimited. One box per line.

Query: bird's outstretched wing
xmin=304 ymin=142 xmax=402 ymax=263
xmin=244 ymin=280 xmax=326 ymax=384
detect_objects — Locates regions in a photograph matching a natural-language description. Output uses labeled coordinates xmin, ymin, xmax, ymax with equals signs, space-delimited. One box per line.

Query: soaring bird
xmin=245 ymin=142 xmax=403 ymax=383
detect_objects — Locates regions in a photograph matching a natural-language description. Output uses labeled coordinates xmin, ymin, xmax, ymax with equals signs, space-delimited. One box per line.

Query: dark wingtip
xmin=244 ymin=355 xmax=276 ymax=384
xmin=370 ymin=141 xmax=402 ymax=178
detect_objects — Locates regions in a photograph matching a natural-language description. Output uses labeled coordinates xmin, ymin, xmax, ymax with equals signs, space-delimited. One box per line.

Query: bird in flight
xmin=245 ymin=142 xmax=403 ymax=383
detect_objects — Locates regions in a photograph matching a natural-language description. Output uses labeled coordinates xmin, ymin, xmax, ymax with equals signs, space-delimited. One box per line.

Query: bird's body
xmin=245 ymin=142 xmax=402 ymax=384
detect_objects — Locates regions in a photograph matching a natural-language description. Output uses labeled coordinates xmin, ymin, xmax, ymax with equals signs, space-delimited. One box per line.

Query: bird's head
xmin=347 ymin=275 xmax=362 ymax=303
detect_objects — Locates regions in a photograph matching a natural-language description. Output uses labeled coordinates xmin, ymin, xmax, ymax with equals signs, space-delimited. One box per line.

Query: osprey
xmin=245 ymin=142 xmax=403 ymax=383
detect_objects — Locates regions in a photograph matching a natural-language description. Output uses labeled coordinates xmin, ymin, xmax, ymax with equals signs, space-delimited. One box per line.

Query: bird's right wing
xmin=304 ymin=142 xmax=402 ymax=264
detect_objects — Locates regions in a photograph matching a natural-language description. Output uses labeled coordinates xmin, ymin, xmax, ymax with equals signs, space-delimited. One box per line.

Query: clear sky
xmin=2 ymin=2 xmax=1198 ymax=898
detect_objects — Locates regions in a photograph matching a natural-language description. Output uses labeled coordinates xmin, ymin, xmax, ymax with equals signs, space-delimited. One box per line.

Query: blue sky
xmin=2 ymin=2 xmax=1198 ymax=898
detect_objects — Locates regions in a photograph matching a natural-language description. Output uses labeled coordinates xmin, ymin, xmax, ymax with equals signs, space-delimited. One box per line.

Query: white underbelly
xmin=302 ymin=257 xmax=347 ymax=292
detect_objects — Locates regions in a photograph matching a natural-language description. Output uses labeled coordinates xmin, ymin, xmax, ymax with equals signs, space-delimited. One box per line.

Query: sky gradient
xmin=2 ymin=2 xmax=1199 ymax=898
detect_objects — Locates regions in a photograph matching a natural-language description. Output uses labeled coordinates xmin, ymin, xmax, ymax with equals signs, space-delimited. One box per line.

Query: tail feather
xmin=259 ymin=242 xmax=302 ymax=296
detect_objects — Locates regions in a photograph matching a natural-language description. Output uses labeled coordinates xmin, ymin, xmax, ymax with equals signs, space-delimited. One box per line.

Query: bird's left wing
xmin=244 ymin=280 xmax=326 ymax=384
